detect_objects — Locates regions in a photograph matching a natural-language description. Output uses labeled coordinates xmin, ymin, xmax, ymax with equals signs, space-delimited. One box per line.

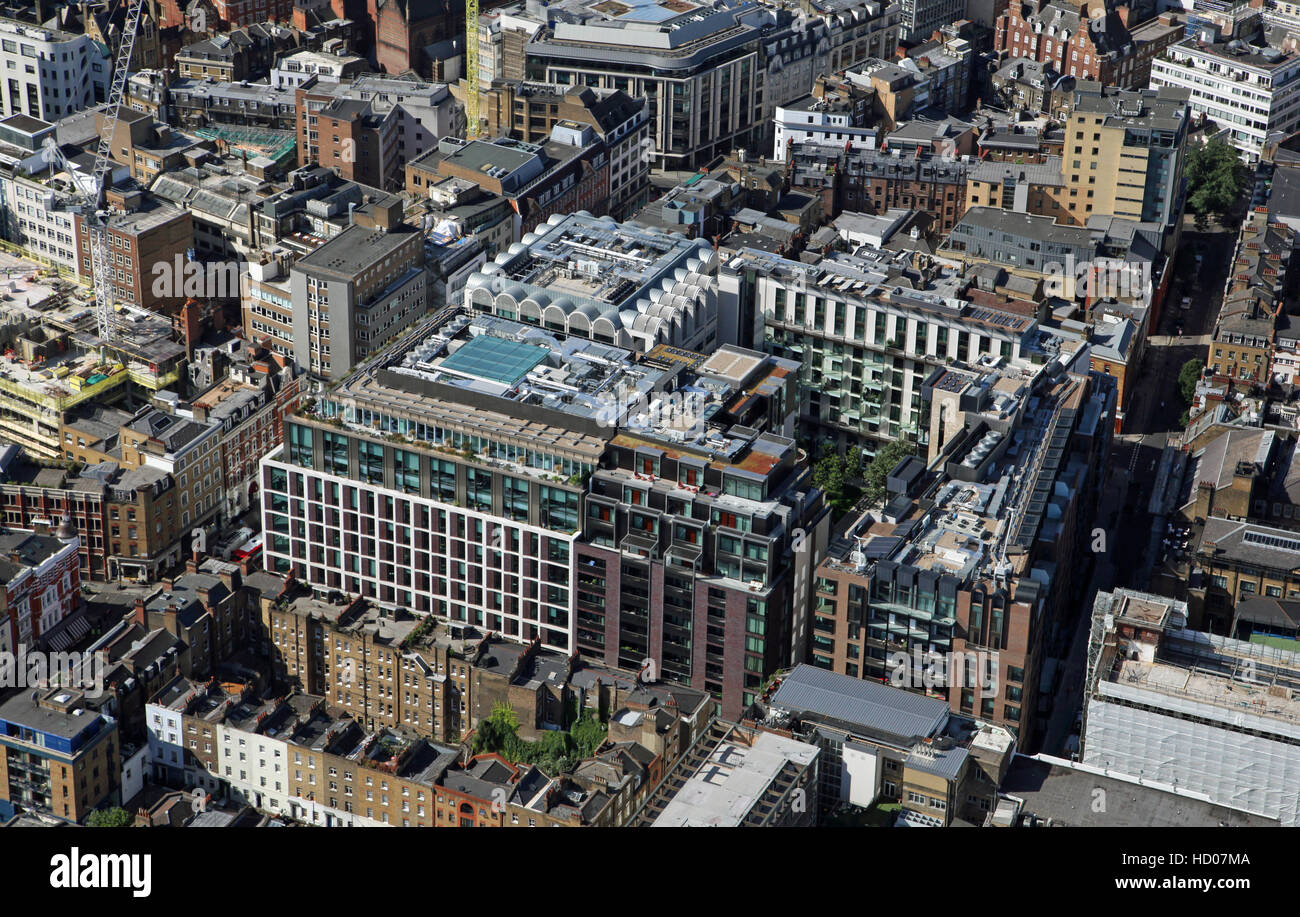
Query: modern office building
xmin=489 ymin=0 xmax=900 ymax=169
xmin=0 ymin=18 xmax=110 ymax=122
xmin=463 ymin=212 xmax=720 ymax=354
xmin=287 ymin=202 xmax=428 ymax=380
xmin=1151 ymin=34 xmax=1300 ymax=160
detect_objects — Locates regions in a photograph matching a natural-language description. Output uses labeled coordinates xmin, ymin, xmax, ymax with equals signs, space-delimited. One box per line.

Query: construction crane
xmin=43 ymin=0 xmax=146 ymax=343
xmin=465 ymin=0 xmax=480 ymax=138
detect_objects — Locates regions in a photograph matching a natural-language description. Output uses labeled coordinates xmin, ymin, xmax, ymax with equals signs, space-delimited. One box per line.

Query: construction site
xmin=1083 ymin=588 xmax=1300 ymax=825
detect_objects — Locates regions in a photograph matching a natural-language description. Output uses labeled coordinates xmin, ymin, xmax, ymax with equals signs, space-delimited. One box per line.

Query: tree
xmin=86 ymin=806 xmax=132 ymax=828
xmin=1185 ymin=138 xmax=1247 ymax=223
xmin=862 ymin=440 xmax=918 ymax=506
xmin=1178 ymin=358 xmax=1203 ymax=405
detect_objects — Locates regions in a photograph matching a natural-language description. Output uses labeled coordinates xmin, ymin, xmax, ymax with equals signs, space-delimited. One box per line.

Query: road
xmin=1030 ymin=219 xmax=1235 ymax=756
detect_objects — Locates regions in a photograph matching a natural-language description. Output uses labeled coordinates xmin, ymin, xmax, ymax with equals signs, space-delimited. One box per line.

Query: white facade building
xmin=1151 ymin=38 xmax=1300 ymax=160
xmin=0 ymin=20 xmax=110 ymax=122
xmin=773 ymin=97 xmax=878 ymax=161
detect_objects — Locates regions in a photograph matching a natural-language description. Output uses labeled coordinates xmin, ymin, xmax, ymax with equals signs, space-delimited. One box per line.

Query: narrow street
xmin=1032 ymin=219 xmax=1235 ymax=756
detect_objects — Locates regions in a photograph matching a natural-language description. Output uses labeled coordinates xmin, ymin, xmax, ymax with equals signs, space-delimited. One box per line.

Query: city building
xmin=0 ymin=17 xmax=110 ymax=122
xmin=286 ymin=200 xmax=428 ymax=379
xmin=478 ymin=82 xmax=650 ymax=219
xmin=996 ymin=2 xmax=1183 ymax=89
xmin=1082 ymin=587 xmax=1300 ymax=826
xmin=0 ymin=523 xmax=81 ymax=654
xmin=574 ymin=344 xmax=830 ymax=716
xmin=635 ymin=720 xmax=819 ymax=826
xmin=804 ymin=346 xmax=1112 ymax=744
xmin=0 ymin=687 xmax=119 ymax=823
xmin=461 ymin=212 xmax=719 ymax=353
xmin=1151 ymin=32 xmax=1300 ymax=159
xmin=405 ymin=132 xmax=611 ymax=243
xmin=757 ymin=663 xmax=1016 ymax=824
xmin=786 ymin=142 xmax=972 ymax=236
xmin=721 ymin=244 xmax=1041 ymax=449
xmin=502 ymin=0 xmax=899 ymax=169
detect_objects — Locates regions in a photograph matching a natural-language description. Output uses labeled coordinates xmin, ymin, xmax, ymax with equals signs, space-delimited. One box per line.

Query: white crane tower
xmin=42 ymin=0 xmax=146 ymax=342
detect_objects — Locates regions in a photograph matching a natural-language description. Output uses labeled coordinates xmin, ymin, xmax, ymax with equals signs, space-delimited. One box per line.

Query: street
xmin=1031 ymin=220 xmax=1234 ymax=756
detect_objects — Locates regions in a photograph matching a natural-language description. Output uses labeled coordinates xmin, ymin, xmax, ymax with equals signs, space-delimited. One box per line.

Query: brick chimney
xmin=133 ymin=596 xmax=147 ymax=626
xmin=1115 ymin=3 xmax=1129 ymax=26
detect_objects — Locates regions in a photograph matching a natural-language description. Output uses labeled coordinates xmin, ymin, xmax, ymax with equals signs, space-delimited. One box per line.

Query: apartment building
xmin=296 ymin=76 xmax=462 ymax=188
xmin=72 ymin=190 xmax=194 ymax=314
xmin=479 ymin=82 xmax=650 ymax=219
xmin=0 ymin=524 xmax=81 ymax=654
xmin=1151 ymin=33 xmax=1300 ymax=160
xmin=721 ymin=244 xmax=1038 ymax=450
xmin=0 ymin=18 xmax=109 ymax=122
xmin=996 ymin=1 xmax=1183 ymax=89
xmin=990 ymin=57 xmax=1076 ymax=118
xmin=1060 ymin=82 xmax=1189 ymax=237
xmin=119 ymin=406 xmax=224 ymax=543
xmin=0 ymin=688 xmax=118 ymax=823
xmin=786 ymin=142 xmax=971 ymax=236
xmin=165 ymin=76 xmax=298 ymax=132
xmin=1082 ymin=587 xmax=1300 ymax=826
xmin=1190 ymin=517 xmax=1300 ymax=634
xmin=131 ymin=563 xmax=254 ymax=679
xmin=288 ymin=202 xmax=427 ymax=379
xmin=190 ymin=353 xmax=303 ymax=520
xmin=261 ymin=311 xmax=617 ymax=654
xmin=805 ymin=349 xmax=1112 ymax=744
xmin=271 ymin=48 xmax=367 ymax=89
xmin=0 ymin=114 xmax=80 ymax=273
xmin=940 ymin=206 xmax=1162 ymax=294
xmin=175 ymin=23 xmax=303 ymax=82
xmin=575 ymin=345 xmax=830 ymax=717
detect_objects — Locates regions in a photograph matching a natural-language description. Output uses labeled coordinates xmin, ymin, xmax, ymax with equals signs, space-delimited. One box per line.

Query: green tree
xmin=1185 ymin=138 xmax=1247 ymax=223
xmin=1178 ymin=358 xmax=1203 ymax=405
xmin=86 ymin=806 xmax=132 ymax=828
xmin=862 ymin=440 xmax=918 ymax=505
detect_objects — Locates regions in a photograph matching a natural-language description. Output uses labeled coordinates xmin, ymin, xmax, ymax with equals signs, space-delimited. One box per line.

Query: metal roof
xmin=769 ymin=663 xmax=949 ymax=742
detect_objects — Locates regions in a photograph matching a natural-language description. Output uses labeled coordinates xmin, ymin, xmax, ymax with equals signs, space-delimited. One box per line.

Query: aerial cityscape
xmin=0 ymin=0 xmax=1286 ymax=860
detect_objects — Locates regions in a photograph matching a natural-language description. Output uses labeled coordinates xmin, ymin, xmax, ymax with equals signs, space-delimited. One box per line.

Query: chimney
xmin=186 ymin=557 xmax=199 ymax=575
xmin=1116 ymin=4 xmax=1129 ymax=26
xmin=31 ymin=518 xmax=51 ymax=536
xmin=133 ymin=596 xmax=147 ymax=626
